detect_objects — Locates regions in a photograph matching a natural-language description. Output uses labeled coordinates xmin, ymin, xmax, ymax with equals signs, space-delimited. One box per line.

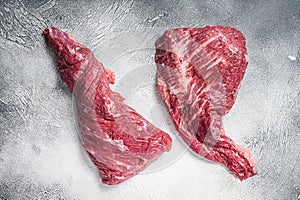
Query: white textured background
xmin=0 ymin=0 xmax=299 ymax=199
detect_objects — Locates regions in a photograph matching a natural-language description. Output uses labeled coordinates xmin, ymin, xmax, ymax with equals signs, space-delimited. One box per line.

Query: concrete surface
xmin=0 ymin=0 xmax=299 ymax=199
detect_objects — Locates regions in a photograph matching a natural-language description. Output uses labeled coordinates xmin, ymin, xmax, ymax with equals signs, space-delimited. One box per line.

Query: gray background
xmin=0 ymin=0 xmax=299 ymax=199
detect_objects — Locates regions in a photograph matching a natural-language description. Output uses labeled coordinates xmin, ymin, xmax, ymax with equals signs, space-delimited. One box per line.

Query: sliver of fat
xmin=171 ymin=36 xmax=189 ymax=57
xmin=173 ymin=33 xmax=218 ymax=59
xmin=171 ymin=60 xmax=191 ymax=94
xmin=245 ymin=54 xmax=249 ymax=62
xmin=114 ymin=160 xmax=131 ymax=169
xmin=186 ymin=34 xmax=220 ymax=60
xmin=187 ymin=108 xmax=202 ymax=126
xmin=201 ymin=34 xmax=220 ymax=47
xmin=192 ymin=53 xmax=223 ymax=74
xmin=205 ymin=57 xmax=223 ymax=71
xmin=69 ymin=48 xmax=75 ymax=54
xmin=87 ymin=149 xmax=95 ymax=155
xmin=108 ymin=139 xmax=129 ymax=152
xmin=142 ymin=122 xmax=148 ymax=131
xmin=136 ymin=155 xmax=148 ymax=164
xmin=77 ymin=53 xmax=84 ymax=60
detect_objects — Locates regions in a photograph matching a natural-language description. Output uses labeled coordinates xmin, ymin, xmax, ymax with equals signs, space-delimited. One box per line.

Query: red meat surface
xmin=155 ymin=26 xmax=257 ymax=180
xmin=44 ymin=27 xmax=172 ymax=185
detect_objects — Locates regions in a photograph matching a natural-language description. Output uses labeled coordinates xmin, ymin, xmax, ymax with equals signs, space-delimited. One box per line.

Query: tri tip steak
xmin=44 ymin=27 xmax=172 ymax=185
xmin=155 ymin=26 xmax=257 ymax=180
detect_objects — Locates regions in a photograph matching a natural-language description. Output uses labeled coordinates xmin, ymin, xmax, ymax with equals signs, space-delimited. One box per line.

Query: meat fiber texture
xmin=43 ymin=27 xmax=172 ymax=185
xmin=155 ymin=26 xmax=257 ymax=180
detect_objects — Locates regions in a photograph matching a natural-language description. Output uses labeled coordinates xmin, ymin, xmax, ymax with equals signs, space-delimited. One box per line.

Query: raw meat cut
xmin=43 ymin=27 xmax=172 ymax=185
xmin=155 ymin=26 xmax=257 ymax=180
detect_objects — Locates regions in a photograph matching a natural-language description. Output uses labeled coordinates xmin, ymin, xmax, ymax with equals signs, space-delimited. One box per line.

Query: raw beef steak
xmin=44 ymin=27 xmax=172 ymax=185
xmin=155 ymin=26 xmax=257 ymax=180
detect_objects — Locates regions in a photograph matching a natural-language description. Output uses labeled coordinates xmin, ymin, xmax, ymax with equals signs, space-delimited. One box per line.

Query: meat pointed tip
xmin=43 ymin=27 xmax=61 ymax=42
xmin=43 ymin=27 xmax=64 ymax=52
xmin=43 ymin=27 xmax=92 ymax=91
xmin=43 ymin=27 xmax=91 ymax=67
xmin=43 ymin=27 xmax=81 ymax=53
